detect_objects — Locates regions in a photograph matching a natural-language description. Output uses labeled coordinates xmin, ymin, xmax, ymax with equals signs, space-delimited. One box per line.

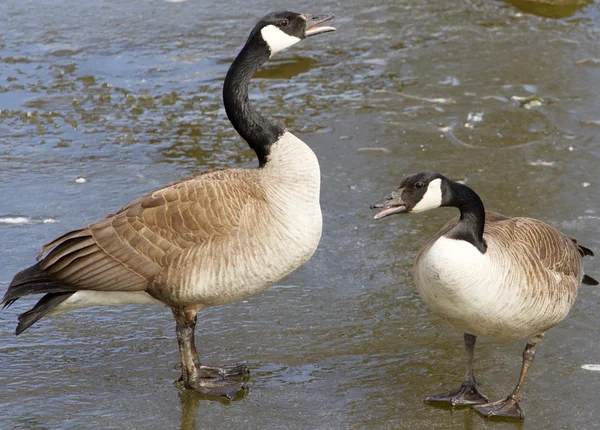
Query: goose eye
xmin=280 ymin=19 xmax=289 ymax=27
xmin=415 ymin=182 xmax=425 ymax=189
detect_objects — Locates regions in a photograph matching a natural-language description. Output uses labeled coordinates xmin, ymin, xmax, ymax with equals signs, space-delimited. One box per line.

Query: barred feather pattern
xmin=414 ymin=212 xmax=591 ymax=340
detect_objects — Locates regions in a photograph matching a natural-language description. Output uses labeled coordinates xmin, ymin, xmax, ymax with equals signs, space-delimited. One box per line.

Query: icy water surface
xmin=1 ymin=0 xmax=600 ymax=429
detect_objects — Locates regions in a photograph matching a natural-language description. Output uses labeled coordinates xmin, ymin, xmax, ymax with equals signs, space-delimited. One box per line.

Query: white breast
xmin=182 ymin=132 xmax=322 ymax=306
xmin=262 ymin=131 xmax=322 ymax=246
xmin=414 ymin=236 xmax=572 ymax=340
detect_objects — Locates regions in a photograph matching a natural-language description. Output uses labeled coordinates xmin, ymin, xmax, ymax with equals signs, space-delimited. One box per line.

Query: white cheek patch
xmin=261 ymin=25 xmax=301 ymax=56
xmin=411 ymin=178 xmax=443 ymax=213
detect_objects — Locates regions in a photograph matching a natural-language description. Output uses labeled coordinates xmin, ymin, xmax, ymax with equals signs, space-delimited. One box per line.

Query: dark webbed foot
xmin=172 ymin=309 xmax=250 ymax=400
xmin=199 ymin=363 xmax=250 ymax=380
xmin=183 ymin=377 xmax=247 ymax=400
xmin=425 ymin=382 xmax=489 ymax=406
xmin=176 ymin=363 xmax=250 ymax=399
xmin=425 ymin=334 xmax=489 ymax=407
xmin=473 ymin=395 xmax=524 ymax=420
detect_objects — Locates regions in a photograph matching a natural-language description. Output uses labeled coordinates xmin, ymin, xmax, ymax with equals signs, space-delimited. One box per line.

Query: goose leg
xmin=425 ymin=333 xmax=489 ymax=406
xmin=173 ymin=308 xmax=248 ymax=399
xmin=473 ymin=335 xmax=542 ymax=420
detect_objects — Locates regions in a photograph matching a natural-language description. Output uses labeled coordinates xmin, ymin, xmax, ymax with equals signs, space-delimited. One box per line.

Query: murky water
xmin=1 ymin=0 xmax=600 ymax=429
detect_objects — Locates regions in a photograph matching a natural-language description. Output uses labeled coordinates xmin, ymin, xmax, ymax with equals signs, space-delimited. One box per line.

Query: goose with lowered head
xmin=2 ymin=11 xmax=335 ymax=399
xmin=371 ymin=171 xmax=597 ymax=419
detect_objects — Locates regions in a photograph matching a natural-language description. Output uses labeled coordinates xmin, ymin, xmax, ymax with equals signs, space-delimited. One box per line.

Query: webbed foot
xmin=425 ymin=382 xmax=489 ymax=406
xmin=473 ymin=395 xmax=524 ymax=420
xmin=184 ymin=377 xmax=247 ymax=400
xmin=199 ymin=363 xmax=250 ymax=379
xmin=176 ymin=363 xmax=250 ymax=399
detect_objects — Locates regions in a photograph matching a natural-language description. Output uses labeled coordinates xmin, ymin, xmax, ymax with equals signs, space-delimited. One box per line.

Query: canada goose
xmin=371 ymin=171 xmax=597 ymax=419
xmin=2 ymin=11 xmax=336 ymax=399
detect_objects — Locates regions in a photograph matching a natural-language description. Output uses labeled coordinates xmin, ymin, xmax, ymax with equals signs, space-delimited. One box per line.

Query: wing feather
xmin=417 ymin=212 xmax=592 ymax=293
xmin=10 ymin=168 xmax=265 ymax=299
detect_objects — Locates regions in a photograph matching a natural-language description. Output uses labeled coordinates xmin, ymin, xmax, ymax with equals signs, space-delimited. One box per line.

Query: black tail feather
xmin=2 ymin=263 xmax=73 ymax=307
xmin=16 ymin=292 xmax=74 ymax=335
xmin=571 ymin=239 xmax=596 ymax=285
xmin=3 ymin=263 xmax=76 ymax=334
xmin=571 ymin=237 xmax=595 ymax=258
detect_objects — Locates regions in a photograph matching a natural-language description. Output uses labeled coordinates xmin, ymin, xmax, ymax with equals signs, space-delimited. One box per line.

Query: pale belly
xmin=171 ymin=207 xmax=323 ymax=307
xmin=414 ymin=237 xmax=573 ymax=340
xmin=50 ymin=291 xmax=164 ymax=316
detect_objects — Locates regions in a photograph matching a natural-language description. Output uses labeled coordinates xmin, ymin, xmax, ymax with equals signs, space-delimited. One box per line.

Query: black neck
xmin=222 ymin=37 xmax=284 ymax=167
xmin=444 ymin=181 xmax=487 ymax=253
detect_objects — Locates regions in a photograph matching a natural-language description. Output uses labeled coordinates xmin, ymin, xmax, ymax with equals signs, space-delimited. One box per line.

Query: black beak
xmin=370 ymin=191 xmax=407 ymax=220
xmin=303 ymin=13 xmax=336 ymax=37
xmin=370 ymin=197 xmax=388 ymax=210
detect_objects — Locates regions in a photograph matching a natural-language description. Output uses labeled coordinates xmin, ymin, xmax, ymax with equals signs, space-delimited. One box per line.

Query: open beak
xmin=370 ymin=192 xmax=407 ymax=220
xmin=303 ymin=13 xmax=336 ymax=37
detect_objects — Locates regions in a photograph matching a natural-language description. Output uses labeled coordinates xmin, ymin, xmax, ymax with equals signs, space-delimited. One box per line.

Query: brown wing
xmin=490 ymin=217 xmax=585 ymax=285
xmin=416 ymin=211 xmax=589 ymax=286
xmin=35 ymin=168 xmax=265 ymax=292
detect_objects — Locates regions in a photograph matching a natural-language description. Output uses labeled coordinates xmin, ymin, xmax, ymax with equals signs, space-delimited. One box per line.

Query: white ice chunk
xmin=464 ymin=112 xmax=484 ymax=129
xmin=528 ymin=160 xmax=556 ymax=167
xmin=357 ymin=147 xmax=391 ymax=154
xmin=0 ymin=217 xmax=29 ymax=224
xmin=582 ymin=364 xmax=600 ymax=371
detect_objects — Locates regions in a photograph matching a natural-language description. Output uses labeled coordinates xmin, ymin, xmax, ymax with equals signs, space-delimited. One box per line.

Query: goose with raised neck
xmin=2 ymin=11 xmax=336 ymax=400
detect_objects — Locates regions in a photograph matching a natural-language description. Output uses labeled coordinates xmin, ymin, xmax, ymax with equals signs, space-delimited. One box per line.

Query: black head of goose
xmin=372 ymin=171 xmax=597 ymax=420
xmin=223 ymin=11 xmax=335 ymax=167
xmin=2 ymin=11 xmax=335 ymax=400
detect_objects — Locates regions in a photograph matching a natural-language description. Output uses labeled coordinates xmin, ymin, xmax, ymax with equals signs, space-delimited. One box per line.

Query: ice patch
xmin=582 ymin=364 xmax=600 ymax=371
xmin=482 ymin=95 xmax=509 ymax=103
xmin=439 ymin=76 xmax=460 ymax=86
xmin=582 ymin=120 xmax=600 ymax=126
xmin=363 ymin=58 xmax=387 ymax=66
xmin=464 ymin=112 xmax=484 ymax=129
xmin=357 ymin=147 xmax=391 ymax=154
xmin=512 ymin=95 xmax=543 ymax=109
xmin=528 ymin=160 xmax=556 ymax=167
xmin=468 ymin=112 xmax=484 ymax=122
xmin=576 ymin=58 xmax=600 ymax=65
xmin=0 ymin=217 xmax=29 ymax=224
xmin=0 ymin=216 xmax=59 ymax=225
